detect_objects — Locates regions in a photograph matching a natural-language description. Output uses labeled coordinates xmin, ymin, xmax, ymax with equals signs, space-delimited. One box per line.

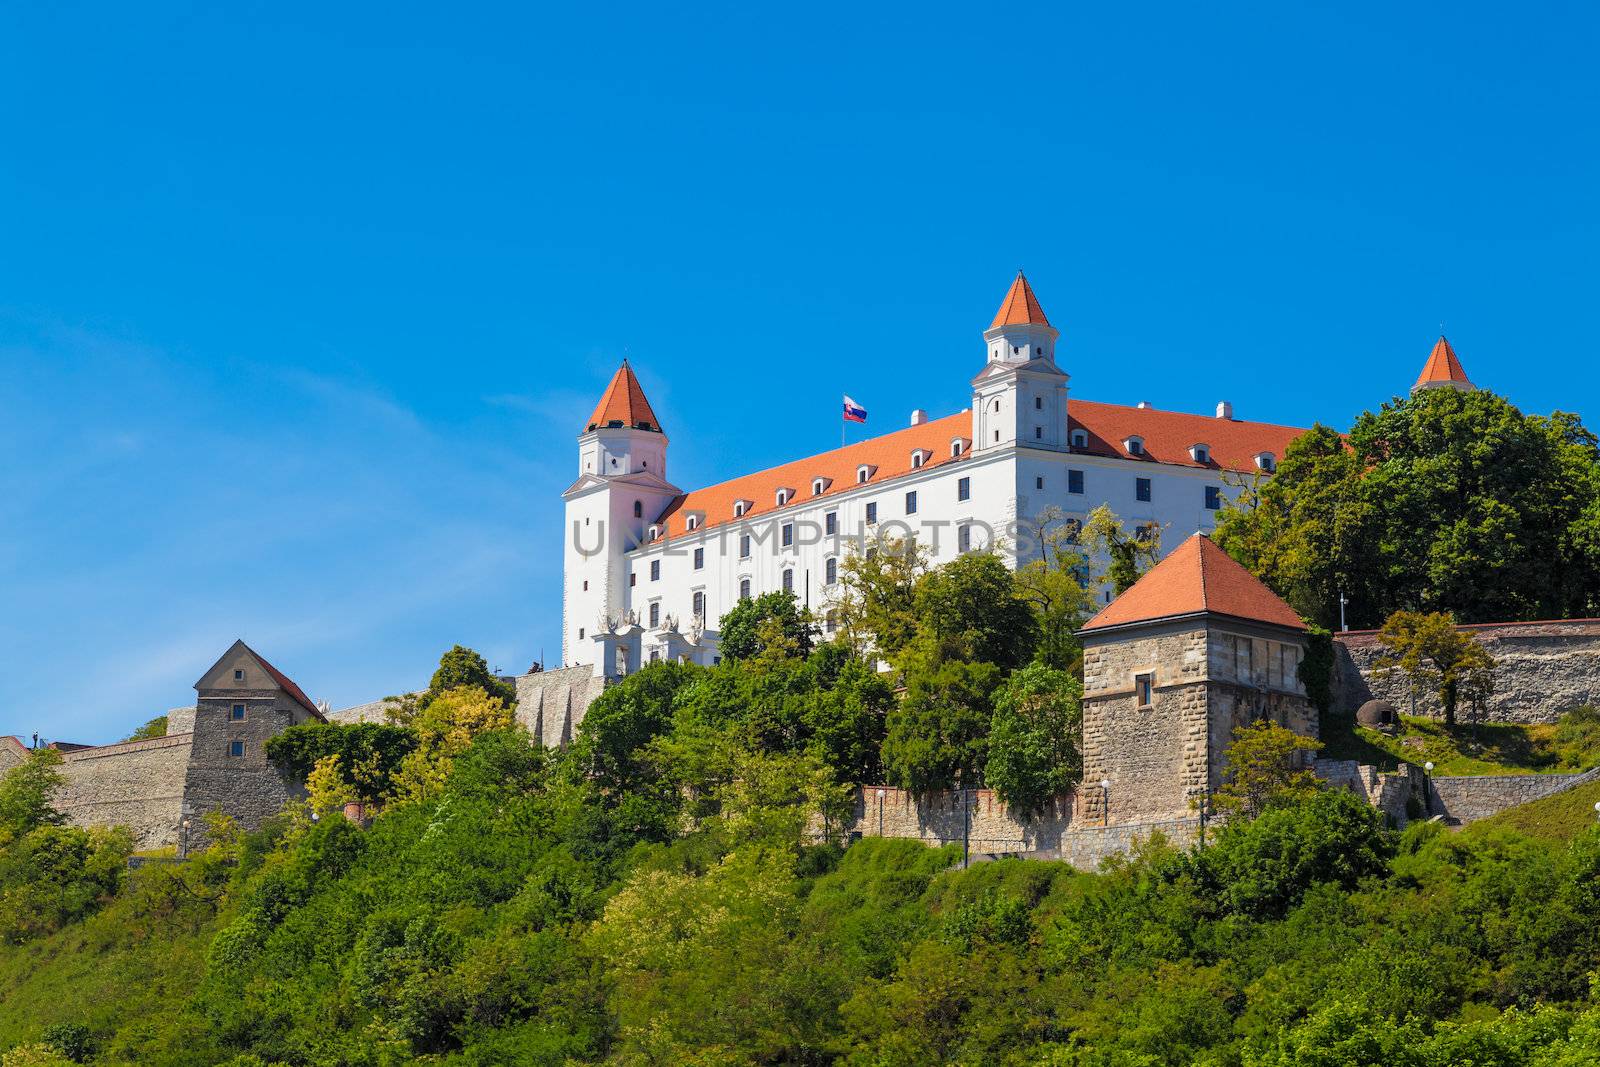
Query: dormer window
xmin=910 ymin=449 xmax=929 ymax=469
xmin=812 ymin=477 xmax=831 ymax=496
xmin=686 ymin=514 xmax=700 ymax=531
xmin=775 ymin=488 xmax=793 ymax=507
xmin=1070 ymin=429 xmax=1088 ymax=449
xmin=1124 ymin=436 xmax=1145 ymax=457
xmin=857 ymin=464 xmax=876 ymax=484
xmin=734 ymin=499 xmax=751 ymax=518
xmin=1255 ymin=452 xmax=1277 ymax=472
xmin=1189 ymin=443 xmax=1211 ymax=464
xmin=950 ymin=437 xmax=969 ymax=458
xmin=647 ymin=524 xmax=661 ymax=541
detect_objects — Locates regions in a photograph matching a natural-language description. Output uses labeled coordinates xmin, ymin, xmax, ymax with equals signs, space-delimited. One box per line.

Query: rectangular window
xmin=739 ymin=578 xmax=751 ymax=599
xmin=1136 ymin=477 xmax=1152 ymax=502
xmin=905 ymin=491 xmax=917 ymax=515
xmin=1035 ymin=476 xmax=1043 ymax=490
xmin=630 ymin=572 xmax=637 ymax=587
xmin=230 ymin=703 xmax=245 ymax=721
xmin=650 ymin=559 xmax=660 ymax=581
xmin=1205 ymin=486 xmax=1222 ymax=510
xmin=782 ymin=522 xmax=794 ymax=547
xmin=825 ymin=511 xmax=837 ymax=535
xmin=866 ymin=502 xmax=877 ymax=524
xmin=1135 ymin=673 xmax=1154 ymax=707
xmin=233 ymin=669 xmax=244 ymax=681
xmin=228 ymin=740 xmax=245 ymax=758
xmin=957 ymin=477 xmax=970 ymax=502
xmin=1068 ymin=469 xmax=1084 ymax=494
xmin=740 ymin=534 xmax=751 ymax=558
xmin=579 ymin=627 xmax=585 ymax=640
xmin=649 ymin=602 xmax=660 ymax=627
xmin=782 ymin=569 xmax=794 ymax=592
xmin=694 ymin=547 xmax=704 ymax=570
xmin=1034 ymin=426 xmax=1043 ymax=439
xmin=958 ymin=524 xmax=972 ymax=553
xmin=825 ymin=557 xmax=838 ymax=584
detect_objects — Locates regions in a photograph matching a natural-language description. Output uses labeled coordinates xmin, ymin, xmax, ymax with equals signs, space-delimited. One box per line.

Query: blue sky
xmin=3 ymin=2 xmax=1596 ymax=742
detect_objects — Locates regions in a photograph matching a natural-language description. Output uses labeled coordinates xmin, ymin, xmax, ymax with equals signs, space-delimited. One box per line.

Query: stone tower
xmin=179 ymin=639 xmax=324 ymax=853
xmin=971 ymin=272 xmax=1069 ymax=453
xmin=1076 ymin=533 xmax=1314 ymax=826
xmin=562 ymin=361 xmax=680 ymax=671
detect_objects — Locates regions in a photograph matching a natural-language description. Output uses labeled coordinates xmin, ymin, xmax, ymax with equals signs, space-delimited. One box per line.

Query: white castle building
xmin=561 ymin=274 xmax=1472 ymax=679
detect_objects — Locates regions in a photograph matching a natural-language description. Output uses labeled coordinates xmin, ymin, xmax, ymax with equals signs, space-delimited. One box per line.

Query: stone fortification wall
xmin=834 ymin=786 xmax=1198 ymax=871
xmin=514 ymin=667 xmax=607 ymax=748
xmin=166 ymin=706 xmax=196 ymax=735
xmin=327 ymin=696 xmax=404 ymax=725
xmin=1334 ymin=620 xmax=1600 ymax=725
xmin=1313 ymin=758 xmax=1413 ymax=825
xmin=53 ymin=734 xmax=193 ymax=851
xmin=1425 ymin=766 xmax=1600 ymax=825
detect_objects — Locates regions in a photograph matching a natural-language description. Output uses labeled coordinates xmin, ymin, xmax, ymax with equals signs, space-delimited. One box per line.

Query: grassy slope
xmin=1319 ymin=713 xmax=1597 ymax=776
xmin=1471 ymin=778 xmax=1600 ymax=841
xmin=0 ymin=866 xmax=220 ymax=1059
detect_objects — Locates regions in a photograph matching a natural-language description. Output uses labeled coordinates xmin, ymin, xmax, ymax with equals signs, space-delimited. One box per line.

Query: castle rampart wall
xmin=1334 ymin=620 xmax=1600 ymax=725
xmin=53 ymin=734 xmax=193 ymax=851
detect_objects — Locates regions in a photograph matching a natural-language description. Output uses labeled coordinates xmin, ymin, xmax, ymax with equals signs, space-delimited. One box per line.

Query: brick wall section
xmin=1313 ymin=758 xmax=1413 ymax=825
xmin=54 ymin=734 xmax=193 ymax=850
xmin=1334 ymin=620 xmax=1600 ymax=725
xmin=513 ymin=667 xmax=608 ymax=748
xmin=1426 ymin=765 xmax=1600 ymax=824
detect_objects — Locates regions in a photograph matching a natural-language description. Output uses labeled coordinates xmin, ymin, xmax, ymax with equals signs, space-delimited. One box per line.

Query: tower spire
xmin=1412 ymin=335 xmax=1474 ymax=393
xmin=989 ymin=270 xmax=1051 ymax=329
xmin=584 ymin=361 xmax=663 ymax=435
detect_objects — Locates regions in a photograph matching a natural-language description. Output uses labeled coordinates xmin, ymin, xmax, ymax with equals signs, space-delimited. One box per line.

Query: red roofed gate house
xmin=1077 ymin=533 xmax=1316 ymax=827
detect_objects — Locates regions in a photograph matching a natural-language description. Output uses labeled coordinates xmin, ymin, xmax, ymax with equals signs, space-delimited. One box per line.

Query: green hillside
xmin=1320 ymin=707 xmax=1600 ymax=777
xmin=1472 ymin=778 xmax=1600 ymax=842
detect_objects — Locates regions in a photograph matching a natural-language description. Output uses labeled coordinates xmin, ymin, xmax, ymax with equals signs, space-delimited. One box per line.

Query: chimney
xmin=1216 ymin=400 xmax=1233 ymax=420
xmin=910 ymin=409 xmax=928 ymax=426
xmin=1136 ymin=400 xmax=1154 ymax=410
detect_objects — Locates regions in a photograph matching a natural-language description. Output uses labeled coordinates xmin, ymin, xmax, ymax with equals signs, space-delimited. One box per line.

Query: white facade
xmin=561 ymin=277 xmax=1300 ymax=678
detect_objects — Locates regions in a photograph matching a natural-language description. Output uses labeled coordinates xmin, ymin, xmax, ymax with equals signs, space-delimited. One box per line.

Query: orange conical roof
xmin=583 ymin=361 xmax=663 ymax=435
xmin=989 ymin=271 xmax=1051 ymax=329
xmin=1080 ymin=533 xmax=1305 ymax=632
xmin=1413 ymin=336 xmax=1472 ymax=391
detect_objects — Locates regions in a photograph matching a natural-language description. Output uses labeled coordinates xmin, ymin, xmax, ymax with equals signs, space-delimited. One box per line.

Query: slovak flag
xmin=843 ymin=395 xmax=868 ymax=423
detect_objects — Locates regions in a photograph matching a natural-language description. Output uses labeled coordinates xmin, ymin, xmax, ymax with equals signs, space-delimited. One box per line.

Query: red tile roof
xmin=584 ymin=361 xmax=663 ymax=435
xmin=242 ymin=642 xmax=324 ymax=719
xmin=1080 ymin=532 xmax=1305 ymax=632
xmin=648 ymin=401 xmax=1308 ymax=541
xmin=1413 ymin=336 xmax=1471 ymax=389
xmin=989 ymin=272 xmax=1051 ymax=329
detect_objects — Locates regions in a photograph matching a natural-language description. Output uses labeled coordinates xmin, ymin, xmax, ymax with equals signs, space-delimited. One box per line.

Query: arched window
xmin=825 ymin=557 xmax=837 ymax=585
xmin=782 ymin=569 xmax=794 ymax=593
xmin=633 ymin=500 xmax=643 ymax=518
xmin=739 ymin=578 xmax=751 ymax=600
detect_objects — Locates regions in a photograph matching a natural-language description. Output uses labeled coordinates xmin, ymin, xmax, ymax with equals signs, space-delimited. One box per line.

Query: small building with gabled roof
xmin=1077 ymin=533 xmax=1315 ymax=826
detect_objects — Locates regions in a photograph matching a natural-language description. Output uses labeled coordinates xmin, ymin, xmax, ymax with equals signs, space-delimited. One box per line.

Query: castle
xmin=12 ymin=275 xmax=1543 ymax=862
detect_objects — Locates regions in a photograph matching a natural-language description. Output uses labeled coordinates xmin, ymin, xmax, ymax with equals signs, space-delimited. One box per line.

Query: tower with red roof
xmin=1076 ymin=533 xmax=1315 ymax=827
xmin=1412 ymin=335 xmax=1474 ymax=393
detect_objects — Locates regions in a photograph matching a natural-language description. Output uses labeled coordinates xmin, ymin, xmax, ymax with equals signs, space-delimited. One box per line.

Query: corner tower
xmin=972 ymin=272 xmax=1070 ymax=452
xmin=563 ymin=362 xmax=680 ymax=668
xmin=1412 ymin=335 xmax=1474 ymax=393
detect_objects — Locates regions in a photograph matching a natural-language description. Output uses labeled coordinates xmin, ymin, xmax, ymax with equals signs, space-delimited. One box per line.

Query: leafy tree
xmin=122 ymin=716 xmax=168 ymax=742
xmin=1012 ymin=506 xmax=1096 ymax=671
xmin=427 ymin=643 xmax=516 ymax=706
xmin=1375 ymin=610 xmax=1496 ymax=727
xmin=391 ymin=686 xmax=516 ymax=804
xmin=718 ymin=590 xmax=815 ymax=662
xmin=1082 ymin=504 xmax=1162 ymax=597
xmin=833 ymin=538 xmax=928 ymax=660
xmin=984 ymin=663 xmax=1083 ymax=817
xmin=1298 ymin=625 xmax=1335 ymax=717
xmin=0 ymin=749 xmax=66 ymax=846
xmin=265 ymin=721 xmax=417 ymax=803
xmin=1219 ymin=390 xmax=1600 ymax=627
xmin=1214 ymin=720 xmax=1323 ymax=819
xmin=881 ymin=655 xmax=1002 ymax=796
xmin=911 ymin=550 xmax=1038 ymax=671
xmin=800 ymin=654 xmax=893 ymax=785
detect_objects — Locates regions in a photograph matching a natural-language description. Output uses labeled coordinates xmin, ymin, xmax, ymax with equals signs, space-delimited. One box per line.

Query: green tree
xmin=834 ymin=538 xmax=928 ymax=660
xmin=910 ymin=551 xmax=1038 ymax=672
xmin=881 ymin=655 xmax=1002 ymax=796
xmin=122 ymin=716 xmax=168 ymax=742
xmin=1375 ymin=610 xmax=1496 ymax=728
xmin=718 ymin=590 xmax=815 ymax=662
xmin=427 ymin=644 xmax=516 ymax=706
xmin=1213 ymin=720 xmax=1323 ymax=819
xmin=1083 ymin=504 xmax=1162 ymax=597
xmin=983 ymin=663 xmax=1083 ymax=817
xmin=0 ymin=749 xmax=66 ymax=846
xmin=1012 ymin=506 xmax=1096 ymax=671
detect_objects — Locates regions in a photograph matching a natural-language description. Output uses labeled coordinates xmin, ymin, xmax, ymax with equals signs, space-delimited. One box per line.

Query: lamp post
xmin=876 ymin=788 xmax=886 ymax=837
xmin=955 ymin=769 xmax=969 ymax=870
xmin=1593 ymin=801 xmax=1600 ymax=824
xmin=1100 ymin=778 xmax=1111 ymax=826
xmin=1424 ymin=762 xmax=1434 ymax=817
xmin=1339 ymin=591 xmax=1348 ymax=633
